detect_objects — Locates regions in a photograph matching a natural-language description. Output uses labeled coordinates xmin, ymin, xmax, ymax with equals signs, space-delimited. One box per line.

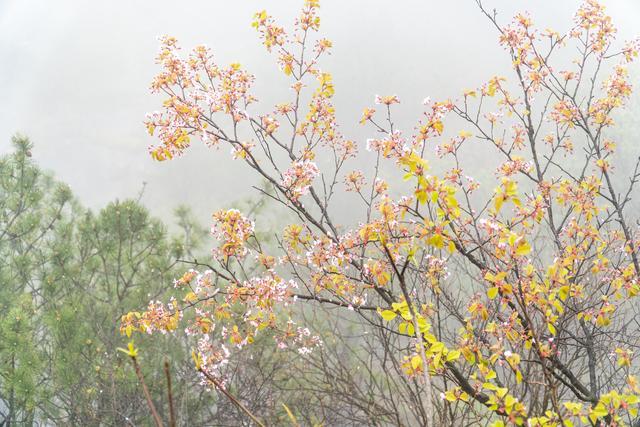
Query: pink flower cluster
xmin=211 ymin=209 xmax=255 ymax=259
xmin=281 ymin=159 xmax=320 ymax=201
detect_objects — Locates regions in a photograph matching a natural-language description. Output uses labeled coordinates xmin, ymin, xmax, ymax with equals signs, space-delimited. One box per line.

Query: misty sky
xmin=1 ymin=0 xmax=638 ymax=225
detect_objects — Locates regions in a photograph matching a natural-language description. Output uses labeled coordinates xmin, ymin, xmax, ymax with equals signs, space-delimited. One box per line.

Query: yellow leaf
xmin=589 ymin=403 xmax=608 ymax=424
xmin=184 ymin=291 xmax=198 ymax=303
xmin=398 ymin=322 xmax=408 ymax=334
xmin=516 ymin=241 xmax=531 ymax=256
xmin=446 ymin=350 xmax=461 ymax=362
xmin=117 ymin=341 xmax=138 ymax=358
xmin=564 ymin=401 xmax=583 ymax=416
xmin=524 ymin=264 xmax=534 ymax=276
xmin=392 ymin=301 xmax=407 ymax=312
xmin=192 ymin=350 xmax=203 ymax=370
xmin=411 ymin=355 xmax=423 ymax=370
xmin=380 ymin=310 xmax=397 ymax=321
xmin=487 ymin=287 xmax=499 ymax=299
xmin=558 ymin=286 xmax=570 ymax=301
xmin=406 ymin=323 xmax=415 ymax=336
xmin=444 ymin=390 xmax=457 ymax=402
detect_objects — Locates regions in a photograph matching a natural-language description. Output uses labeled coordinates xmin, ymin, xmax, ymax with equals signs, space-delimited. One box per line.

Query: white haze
xmin=0 ymin=0 xmax=638 ymax=224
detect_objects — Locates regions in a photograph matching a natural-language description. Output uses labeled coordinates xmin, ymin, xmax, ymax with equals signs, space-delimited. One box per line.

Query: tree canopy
xmin=128 ymin=1 xmax=640 ymax=425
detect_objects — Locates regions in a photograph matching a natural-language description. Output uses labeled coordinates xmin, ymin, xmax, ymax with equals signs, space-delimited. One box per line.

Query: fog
xmin=1 ymin=0 xmax=638 ymax=224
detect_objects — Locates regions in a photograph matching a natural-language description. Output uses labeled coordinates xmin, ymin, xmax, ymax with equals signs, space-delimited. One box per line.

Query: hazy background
xmin=1 ymin=0 xmax=638 ymax=224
